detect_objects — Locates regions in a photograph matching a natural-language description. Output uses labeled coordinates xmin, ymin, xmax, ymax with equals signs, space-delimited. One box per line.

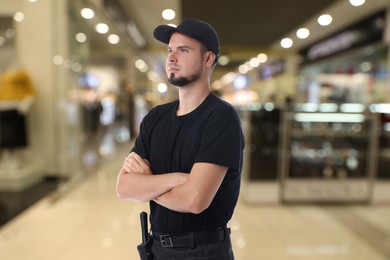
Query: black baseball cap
xmin=153 ymin=18 xmax=220 ymax=59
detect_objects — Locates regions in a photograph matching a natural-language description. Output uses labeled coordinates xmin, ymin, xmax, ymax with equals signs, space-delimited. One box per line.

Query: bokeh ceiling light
xmin=135 ymin=59 xmax=148 ymax=72
xmin=318 ymin=14 xmax=332 ymax=26
xmin=96 ymin=23 xmax=109 ymax=34
xmin=244 ymin=62 xmax=253 ymax=71
xmin=75 ymin=32 xmax=87 ymax=43
xmin=360 ymin=61 xmax=372 ymax=72
xmin=157 ymin=83 xmax=168 ymax=93
xmin=81 ymin=8 xmax=94 ymax=19
xmin=238 ymin=64 xmax=249 ymax=74
xmin=280 ymin=38 xmax=293 ymax=48
xmin=162 ymin=9 xmax=175 ymax=20
xmin=349 ymin=0 xmax=365 ymax=6
xmin=218 ymin=55 xmax=230 ymax=66
xmin=13 ymin=12 xmax=25 ymax=22
xmin=296 ymin=28 xmax=310 ymax=39
xmin=257 ymin=53 xmax=268 ymax=63
xmin=52 ymin=55 xmax=64 ymax=65
xmin=135 ymin=59 xmax=146 ymax=69
xmin=249 ymin=58 xmax=260 ymax=68
xmin=108 ymin=34 xmax=120 ymax=44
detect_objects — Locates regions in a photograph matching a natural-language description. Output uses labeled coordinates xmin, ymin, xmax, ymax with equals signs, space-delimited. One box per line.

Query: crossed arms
xmin=115 ymin=152 xmax=227 ymax=214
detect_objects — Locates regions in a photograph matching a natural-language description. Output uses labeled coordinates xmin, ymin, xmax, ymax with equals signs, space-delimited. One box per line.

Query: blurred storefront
xmin=235 ymin=9 xmax=390 ymax=204
xmin=0 ymin=0 xmax=68 ymax=191
xmin=0 ymin=0 xmax=154 ymax=192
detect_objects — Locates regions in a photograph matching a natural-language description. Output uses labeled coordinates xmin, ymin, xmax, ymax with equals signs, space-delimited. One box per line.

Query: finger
xmin=127 ymin=157 xmax=149 ymax=173
xmin=121 ymin=161 xmax=132 ymax=172
xmin=123 ymin=155 xmax=140 ymax=171
xmin=127 ymin=156 xmax=143 ymax=171
xmin=129 ymin=152 xmax=144 ymax=163
xmin=129 ymin=152 xmax=151 ymax=172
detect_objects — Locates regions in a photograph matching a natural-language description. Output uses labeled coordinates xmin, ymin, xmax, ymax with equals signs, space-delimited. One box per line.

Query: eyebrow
xmin=167 ymin=45 xmax=192 ymax=51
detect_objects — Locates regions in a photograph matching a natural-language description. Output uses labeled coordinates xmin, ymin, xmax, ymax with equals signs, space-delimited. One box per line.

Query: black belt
xmin=152 ymin=226 xmax=230 ymax=248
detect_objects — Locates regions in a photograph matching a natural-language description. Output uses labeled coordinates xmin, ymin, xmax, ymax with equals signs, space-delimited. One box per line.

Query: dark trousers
xmin=151 ymin=236 xmax=235 ymax=260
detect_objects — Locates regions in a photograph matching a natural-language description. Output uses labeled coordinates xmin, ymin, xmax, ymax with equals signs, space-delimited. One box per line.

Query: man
xmin=116 ymin=18 xmax=244 ymax=260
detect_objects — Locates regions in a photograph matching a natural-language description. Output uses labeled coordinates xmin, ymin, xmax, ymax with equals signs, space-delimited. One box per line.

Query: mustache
xmin=167 ymin=64 xmax=180 ymax=70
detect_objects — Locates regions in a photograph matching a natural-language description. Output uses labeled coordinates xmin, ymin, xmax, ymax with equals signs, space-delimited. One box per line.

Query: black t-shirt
xmin=132 ymin=92 xmax=244 ymax=233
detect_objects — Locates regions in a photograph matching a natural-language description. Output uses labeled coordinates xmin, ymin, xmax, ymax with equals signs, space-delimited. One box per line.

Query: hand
xmin=122 ymin=152 xmax=153 ymax=175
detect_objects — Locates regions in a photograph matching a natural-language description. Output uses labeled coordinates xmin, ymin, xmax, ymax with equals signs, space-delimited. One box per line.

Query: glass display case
xmin=239 ymin=105 xmax=282 ymax=204
xmin=249 ymin=105 xmax=281 ymax=180
xmin=377 ymin=109 xmax=390 ymax=179
xmin=280 ymin=103 xmax=379 ymax=202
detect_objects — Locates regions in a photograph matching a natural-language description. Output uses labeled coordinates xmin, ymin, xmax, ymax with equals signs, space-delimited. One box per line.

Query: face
xmin=166 ymin=32 xmax=207 ymax=87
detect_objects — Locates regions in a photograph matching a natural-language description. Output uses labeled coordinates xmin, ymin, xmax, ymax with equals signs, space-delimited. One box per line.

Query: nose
xmin=167 ymin=51 xmax=177 ymax=63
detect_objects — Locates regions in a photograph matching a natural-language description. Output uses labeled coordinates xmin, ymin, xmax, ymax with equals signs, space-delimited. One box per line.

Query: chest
xmin=149 ymin=115 xmax=204 ymax=173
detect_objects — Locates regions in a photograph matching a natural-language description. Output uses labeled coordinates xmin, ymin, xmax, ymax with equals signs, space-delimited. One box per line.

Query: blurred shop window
xmin=0 ymin=69 xmax=35 ymax=106
xmin=100 ymin=92 xmax=116 ymax=126
xmin=0 ymin=69 xmax=35 ymax=170
xmin=124 ymin=81 xmax=136 ymax=139
xmin=249 ymin=106 xmax=281 ymax=180
xmin=80 ymin=87 xmax=102 ymax=134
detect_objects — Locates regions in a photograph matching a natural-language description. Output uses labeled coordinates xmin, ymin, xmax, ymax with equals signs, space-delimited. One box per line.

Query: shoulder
xmin=206 ymin=93 xmax=241 ymax=122
xmin=145 ymin=99 xmax=178 ymax=121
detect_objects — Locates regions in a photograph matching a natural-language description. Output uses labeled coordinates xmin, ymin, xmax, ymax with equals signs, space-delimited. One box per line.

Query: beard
xmin=167 ymin=63 xmax=203 ymax=87
xmin=168 ymin=73 xmax=199 ymax=87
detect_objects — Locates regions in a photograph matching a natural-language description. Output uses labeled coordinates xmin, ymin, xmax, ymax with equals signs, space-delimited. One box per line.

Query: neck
xmin=177 ymin=84 xmax=210 ymax=116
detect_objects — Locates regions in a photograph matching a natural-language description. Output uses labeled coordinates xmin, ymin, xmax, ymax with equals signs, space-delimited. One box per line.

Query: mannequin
xmin=0 ymin=68 xmax=35 ymax=171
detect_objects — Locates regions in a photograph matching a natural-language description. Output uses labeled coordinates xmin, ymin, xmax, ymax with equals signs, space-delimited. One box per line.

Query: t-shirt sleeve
xmin=195 ymin=107 xmax=243 ymax=171
xmin=131 ymin=112 xmax=151 ymax=160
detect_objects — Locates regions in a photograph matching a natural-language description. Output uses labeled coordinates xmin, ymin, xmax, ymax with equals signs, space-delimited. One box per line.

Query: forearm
xmin=154 ymin=184 xmax=200 ymax=213
xmin=116 ymin=170 xmax=187 ymax=203
xmin=153 ymin=163 xmax=227 ymax=214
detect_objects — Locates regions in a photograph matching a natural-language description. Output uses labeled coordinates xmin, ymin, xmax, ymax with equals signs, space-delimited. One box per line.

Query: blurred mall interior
xmin=1 ymin=0 xmax=390 ymax=259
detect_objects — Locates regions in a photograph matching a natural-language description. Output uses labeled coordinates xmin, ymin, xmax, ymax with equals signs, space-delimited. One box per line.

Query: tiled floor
xmin=0 ymin=144 xmax=389 ymax=260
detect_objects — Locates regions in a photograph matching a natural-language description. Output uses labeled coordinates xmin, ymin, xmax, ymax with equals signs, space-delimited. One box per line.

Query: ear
xmin=205 ymin=52 xmax=216 ymax=67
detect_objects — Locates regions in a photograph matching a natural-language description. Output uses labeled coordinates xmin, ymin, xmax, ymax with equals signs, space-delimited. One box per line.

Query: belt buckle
xmin=160 ymin=234 xmax=174 ymax=247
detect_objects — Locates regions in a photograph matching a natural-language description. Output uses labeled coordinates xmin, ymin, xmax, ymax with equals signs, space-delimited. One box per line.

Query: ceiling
xmin=1 ymin=0 xmax=388 ymax=80
xmin=181 ymin=0 xmax=338 ymax=48
xmin=113 ymin=0 xmax=389 ymax=80
xmin=180 ymin=0 xmax=338 ymax=76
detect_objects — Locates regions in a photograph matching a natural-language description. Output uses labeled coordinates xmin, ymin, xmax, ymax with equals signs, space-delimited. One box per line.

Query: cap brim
xmin=153 ymin=25 xmax=177 ymax=44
